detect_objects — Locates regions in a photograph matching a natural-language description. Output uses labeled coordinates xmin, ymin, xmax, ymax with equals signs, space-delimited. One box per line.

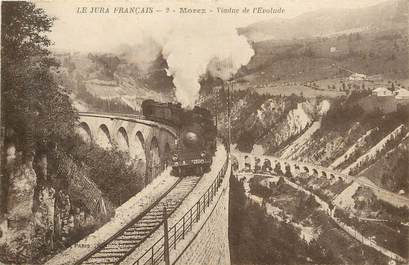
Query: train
xmin=141 ymin=100 xmax=217 ymax=176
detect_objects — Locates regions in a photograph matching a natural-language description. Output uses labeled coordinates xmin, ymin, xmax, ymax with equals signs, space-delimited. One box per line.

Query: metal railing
xmin=134 ymin=157 xmax=229 ymax=265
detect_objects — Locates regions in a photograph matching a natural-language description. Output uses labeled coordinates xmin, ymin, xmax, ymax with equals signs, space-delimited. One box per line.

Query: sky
xmin=37 ymin=0 xmax=389 ymax=53
xmin=36 ymin=0 xmax=391 ymax=107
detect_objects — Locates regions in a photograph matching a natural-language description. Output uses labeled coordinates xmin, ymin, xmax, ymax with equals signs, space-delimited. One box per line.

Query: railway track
xmin=76 ymin=175 xmax=201 ymax=265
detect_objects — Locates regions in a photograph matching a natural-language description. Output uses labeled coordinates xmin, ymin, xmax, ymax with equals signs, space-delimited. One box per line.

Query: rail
xmin=75 ymin=178 xmax=184 ymax=265
xmin=134 ymin=157 xmax=229 ymax=265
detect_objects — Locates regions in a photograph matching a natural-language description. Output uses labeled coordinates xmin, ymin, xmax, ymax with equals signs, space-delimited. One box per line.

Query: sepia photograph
xmin=0 ymin=0 xmax=408 ymax=264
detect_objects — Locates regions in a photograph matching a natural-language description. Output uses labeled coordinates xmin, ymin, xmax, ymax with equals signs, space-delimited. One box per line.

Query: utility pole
xmin=0 ymin=75 xmax=2 ymax=171
xmin=163 ymin=207 xmax=170 ymax=265
xmin=227 ymin=81 xmax=231 ymax=154
xmin=0 ymin=75 xmax=2 ymax=214
xmin=211 ymin=87 xmax=218 ymax=130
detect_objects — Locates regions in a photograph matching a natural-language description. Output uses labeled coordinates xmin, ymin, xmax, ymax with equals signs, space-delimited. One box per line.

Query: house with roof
xmin=372 ymin=87 xmax=393 ymax=97
xmin=348 ymin=73 xmax=367 ymax=81
xmin=395 ymin=88 xmax=409 ymax=100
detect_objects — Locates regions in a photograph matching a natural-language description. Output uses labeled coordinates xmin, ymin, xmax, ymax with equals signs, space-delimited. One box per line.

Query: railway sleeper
xmin=82 ymin=261 xmax=115 ymax=265
xmin=141 ymin=217 xmax=163 ymax=223
xmin=139 ymin=217 xmax=162 ymax=224
xmin=178 ymin=183 xmax=197 ymax=189
xmin=144 ymin=211 xmax=164 ymax=218
xmin=119 ymin=232 xmax=147 ymax=239
xmin=91 ymin=252 xmax=127 ymax=259
xmin=101 ymin=244 xmax=134 ymax=251
xmin=129 ymin=223 xmax=158 ymax=231
xmin=143 ymin=211 xmax=164 ymax=218
xmin=126 ymin=225 xmax=157 ymax=232
xmin=99 ymin=249 xmax=131 ymax=254
xmin=103 ymin=241 xmax=137 ymax=248
xmin=124 ymin=230 xmax=152 ymax=238
xmin=149 ymin=210 xmax=165 ymax=216
xmin=82 ymin=256 xmax=119 ymax=264
xmin=159 ymin=203 xmax=178 ymax=211
xmin=116 ymin=235 xmax=145 ymax=242
xmin=160 ymin=200 xmax=180 ymax=206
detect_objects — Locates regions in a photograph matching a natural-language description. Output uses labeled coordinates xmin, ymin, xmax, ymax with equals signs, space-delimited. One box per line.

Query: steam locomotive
xmin=142 ymin=100 xmax=217 ymax=176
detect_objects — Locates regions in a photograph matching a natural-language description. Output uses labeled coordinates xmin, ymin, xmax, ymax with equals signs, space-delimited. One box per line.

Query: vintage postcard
xmin=0 ymin=0 xmax=408 ymax=264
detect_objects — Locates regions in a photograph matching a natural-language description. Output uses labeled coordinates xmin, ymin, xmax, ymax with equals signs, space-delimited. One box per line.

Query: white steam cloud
xmin=159 ymin=19 xmax=254 ymax=107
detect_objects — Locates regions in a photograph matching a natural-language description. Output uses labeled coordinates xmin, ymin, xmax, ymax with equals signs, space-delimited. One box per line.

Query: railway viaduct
xmin=77 ymin=112 xmax=178 ymax=183
xmin=42 ymin=112 xmax=231 ymax=265
xmin=234 ymin=152 xmax=346 ymax=182
xmin=234 ymin=152 xmax=409 ymax=208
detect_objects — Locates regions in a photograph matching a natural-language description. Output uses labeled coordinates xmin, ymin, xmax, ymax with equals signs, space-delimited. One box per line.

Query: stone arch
xmin=274 ymin=161 xmax=282 ymax=174
xmin=163 ymin=143 xmax=171 ymax=168
xmin=77 ymin=122 xmax=92 ymax=143
xmin=96 ymin=124 xmax=111 ymax=149
xmin=277 ymin=162 xmax=285 ymax=173
xmin=149 ymin=136 xmax=161 ymax=181
xmin=130 ymin=131 xmax=147 ymax=182
xmin=312 ymin=168 xmax=318 ymax=176
xmin=254 ymin=157 xmax=261 ymax=171
xmin=303 ymin=166 xmax=309 ymax=173
xmin=132 ymin=131 xmax=146 ymax=160
xmin=116 ymin=127 xmax=129 ymax=153
xmin=322 ymin=171 xmax=327 ymax=178
xmin=330 ymin=174 xmax=335 ymax=180
xmin=262 ymin=158 xmax=272 ymax=171
xmin=284 ymin=163 xmax=292 ymax=177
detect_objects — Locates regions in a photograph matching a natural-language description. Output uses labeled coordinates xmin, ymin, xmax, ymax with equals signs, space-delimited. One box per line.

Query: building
xmin=372 ymin=87 xmax=393 ymax=97
xmin=348 ymin=73 xmax=367 ymax=81
xmin=395 ymin=88 xmax=409 ymax=100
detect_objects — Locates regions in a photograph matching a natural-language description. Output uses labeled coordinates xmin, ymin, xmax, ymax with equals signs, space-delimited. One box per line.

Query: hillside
xmin=216 ymin=89 xmax=409 ymax=195
xmin=228 ymin=0 xmax=409 ymax=93
xmin=361 ymin=134 xmax=409 ymax=193
xmin=239 ymin=0 xmax=407 ymax=42
xmin=54 ymin=52 xmax=175 ymax=112
xmin=236 ymin=27 xmax=408 ymax=88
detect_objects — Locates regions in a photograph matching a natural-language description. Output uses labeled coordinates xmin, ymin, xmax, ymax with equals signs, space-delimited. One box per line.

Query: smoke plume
xmin=159 ymin=19 xmax=254 ymax=107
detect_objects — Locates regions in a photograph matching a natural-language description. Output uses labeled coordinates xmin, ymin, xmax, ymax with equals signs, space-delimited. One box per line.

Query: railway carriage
xmin=141 ymin=99 xmax=183 ymax=126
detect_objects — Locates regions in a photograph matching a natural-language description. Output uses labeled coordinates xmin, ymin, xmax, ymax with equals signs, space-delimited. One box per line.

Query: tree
xmin=2 ymin=2 xmax=77 ymax=154
xmin=390 ymin=82 xmax=395 ymax=92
